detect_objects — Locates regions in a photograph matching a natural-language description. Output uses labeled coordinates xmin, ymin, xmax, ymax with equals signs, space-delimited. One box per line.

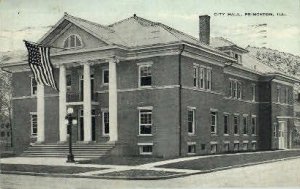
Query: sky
xmin=0 ymin=0 xmax=299 ymax=55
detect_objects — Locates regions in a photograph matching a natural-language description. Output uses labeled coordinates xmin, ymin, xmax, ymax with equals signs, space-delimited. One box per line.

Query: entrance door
xmin=278 ymin=121 xmax=287 ymax=149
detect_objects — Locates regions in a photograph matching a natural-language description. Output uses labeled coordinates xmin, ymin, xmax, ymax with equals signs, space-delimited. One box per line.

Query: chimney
xmin=199 ymin=15 xmax=210 ymax=45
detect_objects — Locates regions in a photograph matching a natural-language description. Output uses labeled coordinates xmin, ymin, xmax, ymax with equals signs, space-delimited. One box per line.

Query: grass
xmin=0 ymin=164 xmax=106 ymax=174
xmin=98 ymin=169 xmax=180 ymax=177
xmin=157 ymin=149 xmax=300 ymax=170
xmin=78 ymin=156 xmax=167 ymax=166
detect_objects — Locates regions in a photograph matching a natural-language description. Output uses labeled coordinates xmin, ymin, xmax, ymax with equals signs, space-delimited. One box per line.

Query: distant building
xmin=1 ymin=13 xmax=299 ymax=157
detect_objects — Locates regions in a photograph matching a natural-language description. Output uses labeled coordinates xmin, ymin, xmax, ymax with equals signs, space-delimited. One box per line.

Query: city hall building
xmin=1 ymin=13 xmax=298 ymax=158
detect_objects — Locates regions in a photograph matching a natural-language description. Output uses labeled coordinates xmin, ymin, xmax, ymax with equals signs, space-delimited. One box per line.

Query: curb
xmin=1 ymin=156 xmax=300 ymax=180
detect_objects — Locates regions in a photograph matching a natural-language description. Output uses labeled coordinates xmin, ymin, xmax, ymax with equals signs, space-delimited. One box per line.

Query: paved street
xmin=1 ymin=157 xmax=300 ymax=188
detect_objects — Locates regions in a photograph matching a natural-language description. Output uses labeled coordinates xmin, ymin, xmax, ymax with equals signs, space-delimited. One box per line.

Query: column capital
xmin=108 ymin=56 xmax=120 ymax=64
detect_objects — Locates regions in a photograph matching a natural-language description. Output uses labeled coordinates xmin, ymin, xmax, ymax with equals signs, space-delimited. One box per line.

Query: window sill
xmin=234 ymin=134 xmax=240 ymax=136
xmin=188 ymin=133 xmax=196 ymax=136
xmin=138 ymin=134 xmax=153 ymax=137
xmin=187 ymin=153 xmax=196 ymax=156
xmin=139 ymin=85 xmax=152 ymax=89
xmin=102 ymin=135 xmax=109 ymax=137
xmin=211 ymin=133 xmax=218 ymax=136
xmin=224 ymin=134 xmax=230 ymax=136
xmin=140 ymin=153 xmax=153 ymax=155
xmin=251 ymin=134 xmax=257 ymax=136
xmin=243 ymin=134 xmax=248 ymax=136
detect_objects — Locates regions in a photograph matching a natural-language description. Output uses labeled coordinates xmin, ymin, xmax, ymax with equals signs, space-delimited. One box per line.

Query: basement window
xmin=187 ymin=142 xmax=196 ymax=155
xmin=138 ymin=143 xmax=153 ymax=155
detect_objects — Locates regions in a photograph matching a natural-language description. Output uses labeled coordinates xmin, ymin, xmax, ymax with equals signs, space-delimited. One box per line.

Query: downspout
xmin=267 ymin=76 xmax=276 ymax=150
xmin=178 ymin=44 xmax=185 ymax=156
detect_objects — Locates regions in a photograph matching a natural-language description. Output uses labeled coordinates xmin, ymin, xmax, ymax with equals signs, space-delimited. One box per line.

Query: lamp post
xmin=65 ymin=107 xmax=77 ymax=163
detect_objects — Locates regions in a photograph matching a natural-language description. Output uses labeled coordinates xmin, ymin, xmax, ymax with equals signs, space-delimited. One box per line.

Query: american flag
xmin=24 ymin=41 xmax=57 ymax=90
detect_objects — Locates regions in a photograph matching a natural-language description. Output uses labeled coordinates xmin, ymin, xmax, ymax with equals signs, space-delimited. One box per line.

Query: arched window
xmin=63 ymin=34 xmax=82 ymax=49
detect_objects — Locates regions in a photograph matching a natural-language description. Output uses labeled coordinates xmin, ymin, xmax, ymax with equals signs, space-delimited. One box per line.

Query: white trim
xmin=12 ymin=94 xmax=59 ymax=100
xmin=187 ymin=106 xmax=196 ymax=110
xmin=138 ymin=63 xmax=153 ymax=88
xmin=243 ymin=140 xmax=249 ymax=143
xmin=225 ymin=71 xmax=259 ymax=81
xmin=252 ymin=140 xmax=257 ymax=143
xmin=187 ymin=141 xmax=196 ymax=145
xmin=137 ymin=106 xmax=153 ymax=110
xmin=138 ymin=107 xmax=153 ymax=136
xmin=138 ymin=143 xmax=153 ymax=155
xmin=223 ymin=141 xmax=230 ymax=143
xmin=188 ymin=108 xmax=196 ymax=135
xmin=182 ymin=86 xmax=223 ymax=95
xmin=210 ymin=108 xmax=218 ymax=112
xmin=234 ymin=140 xmax=240 ymax=143
xmin=136 ymin=61 xmax=153 ymax=66
xmin=137 ymin=142 xmax=153 ymax=146
xmin=210 ymin=141 xmax=218 ymax=144
xmin=62 ymin=34 xmax=83 ymax=49
xmin=277 ymin=116 xmax=294 ymax=119
xmin=273 ymin=79 xmax=294 ymax=87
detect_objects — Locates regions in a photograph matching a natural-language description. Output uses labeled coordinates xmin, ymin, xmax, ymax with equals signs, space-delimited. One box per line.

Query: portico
xmin=55 ymin=58 xmax=119 ymax=143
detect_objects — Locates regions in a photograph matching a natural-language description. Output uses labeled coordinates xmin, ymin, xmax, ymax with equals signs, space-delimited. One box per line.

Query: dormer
xmin=210 ymin=37 xmax=248 ymax=64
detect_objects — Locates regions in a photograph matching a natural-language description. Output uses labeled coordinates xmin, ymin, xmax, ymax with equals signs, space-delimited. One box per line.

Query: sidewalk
xmin=1 ymin=149 xmax=300 ymax=180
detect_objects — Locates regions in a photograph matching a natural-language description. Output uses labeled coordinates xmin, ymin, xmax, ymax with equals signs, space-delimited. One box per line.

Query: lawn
xmin=97 ymin=169 xmax=180 ymax=178
xmin=78 ymin=156 xmax=167 ymax=166
xmin=0 ymin=164 xmax=106 ymax=174
xmin=157 ymin=150 xmax=300 ymax=170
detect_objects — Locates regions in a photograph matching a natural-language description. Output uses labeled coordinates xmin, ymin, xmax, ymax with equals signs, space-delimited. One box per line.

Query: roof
xmin=210 ymin=37 xmax=248 ymax=53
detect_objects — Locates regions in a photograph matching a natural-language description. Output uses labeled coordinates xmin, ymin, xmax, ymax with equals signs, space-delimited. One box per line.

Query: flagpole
xmin=23 ymin=40 xmax=67 ymax=50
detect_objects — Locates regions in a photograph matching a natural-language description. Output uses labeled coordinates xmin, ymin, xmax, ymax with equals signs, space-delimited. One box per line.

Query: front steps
xmin=22 ymin=143 xmax=115 ymax=159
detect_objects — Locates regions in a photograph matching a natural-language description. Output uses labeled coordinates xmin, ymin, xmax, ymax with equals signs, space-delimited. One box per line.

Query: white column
xmin=83 ymin=64 xmax=92 ymax=142
xmin=59 ymin=65 xmax=67 ymax=142
xmin=36 ymin=84 xmax=45 ymax=143
xmin=109 ymin=58 xmax=118 ymax=141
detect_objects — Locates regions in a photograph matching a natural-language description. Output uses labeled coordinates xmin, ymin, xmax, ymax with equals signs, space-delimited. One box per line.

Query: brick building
xmin=1 ymin=13 xmax=299 ymax=158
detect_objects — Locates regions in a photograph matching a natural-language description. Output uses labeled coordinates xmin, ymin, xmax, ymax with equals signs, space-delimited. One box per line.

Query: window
xmin=251 ymin=115 xmax=257 ymax=135
xmin=224 ymin=114 xmax=229 ymax=135
xmin=242 ymin=142 xmax=248 ymax=151
xmin=234 ymin=53 xmax=242 ymax=64
xmin=252 ymin=142 xmax=256 ymax=150
xmin=188 ymin=108 xmax=195 ymax=134
xmin=102 ymin=69 xmax=109 ymax=85
xmin=193 ymin=65 xmax=198 ymax=87
xmin=277 ymin=86 xmax=281 ymax=103
xmin=1 ymin=132 xmax=5 ymax=137
xmin=252 ymin=84 xmax=256 ymax=101
xmin=206 ymin=68 xmax=212 ymax=90
xmin=210 ymin=143 xmax=217 ymax=154
xmin=139 ymin=64 xmax=152 ymax=87
xmin=66 ymin=74 xmax=72 ymax=91
xmin=223 ymin=142 xmax=230 ymax=152
xmin=188 ymin=142 xmax=196 ymax=154
xmin=234 ymin=115 xmax=239 ymax=135
xmin=285 ymin=88 xmax=289 ymax=104
xmin=243 ymin=115 xmax=248 ymax=135
xmin=199 ymin=67 xmax=205 ymax=89
xmin=63 ymin=34 xmax=82 ymax=49
xmin=139 ymin=108 xmax=152 ymax=135
xmin=273 ymin=123 xmax=277 ymax=137
xmin=201 ymin=144 xmax=206 ymax=150
xmin=31 ymin=113 xmax=37 ymax=136
xmin=103 ymin=111 xmax=109 ymax=135
xmin=230 ymin=79 xmax=242 ymax=99
xmin=138 ymin=143 xmax=153 ymax=155
xmin=31 ymin=77 xmax=37 ymax=95
xmin=234 ymin=142 xmax=239 ymax=151
xmin=197 ymin=66 xmax=211 ymax=90
xmin=211 ymin=111 xmax=217 ymax=134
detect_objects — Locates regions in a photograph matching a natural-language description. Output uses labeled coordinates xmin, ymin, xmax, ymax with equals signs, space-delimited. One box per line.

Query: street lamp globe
xmin=67 ymin=107 xmax=74 ymax=114
xmin=72 ymin=119 xmax=78 ymax=125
